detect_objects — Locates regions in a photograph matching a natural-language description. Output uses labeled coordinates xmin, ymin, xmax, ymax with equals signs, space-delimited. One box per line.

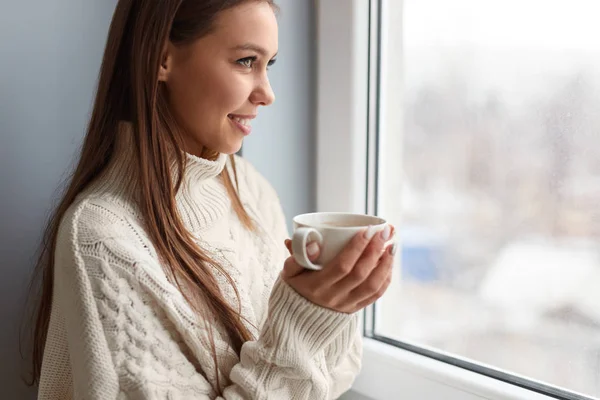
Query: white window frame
xmin=315 ymin=1 xmax=588 ymax=399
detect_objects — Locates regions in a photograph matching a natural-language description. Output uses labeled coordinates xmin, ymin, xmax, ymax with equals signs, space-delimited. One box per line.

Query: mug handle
xmin=292 ymin=227 xmax=324 ymax=270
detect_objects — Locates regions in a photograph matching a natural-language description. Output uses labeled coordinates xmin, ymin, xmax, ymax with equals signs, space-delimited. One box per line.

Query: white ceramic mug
xmin=292 ymin=212 xmax=388 ymax=270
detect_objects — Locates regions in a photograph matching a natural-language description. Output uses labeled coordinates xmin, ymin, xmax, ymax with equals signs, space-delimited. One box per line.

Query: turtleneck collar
xmin=90 ymin=121 xmax=232 ymax=232
xmin=182 ymin=151 xmax=228 ymax=187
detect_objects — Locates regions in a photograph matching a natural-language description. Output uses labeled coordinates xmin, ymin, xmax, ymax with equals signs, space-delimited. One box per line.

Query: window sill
xmin=351 ymin=338 xmax=555 ymax=400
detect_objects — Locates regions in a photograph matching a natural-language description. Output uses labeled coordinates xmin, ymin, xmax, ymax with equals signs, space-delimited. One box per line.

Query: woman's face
xmin=159 ymin=1 xmax=278 ymax=156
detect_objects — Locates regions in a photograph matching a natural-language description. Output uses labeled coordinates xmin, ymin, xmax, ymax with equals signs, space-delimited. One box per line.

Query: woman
xmin=29 ymin=0 xmax=395 ymax=398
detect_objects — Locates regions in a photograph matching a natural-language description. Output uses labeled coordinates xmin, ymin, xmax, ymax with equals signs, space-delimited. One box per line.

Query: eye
xmin=267 ymin=58 xmax=277 ymax=70
xmin=237 ymin=56 xmax=256 ymax=68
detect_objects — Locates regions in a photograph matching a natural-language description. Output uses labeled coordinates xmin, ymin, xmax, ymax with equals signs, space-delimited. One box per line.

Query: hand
xmin=281 ymin=225 xmax=397 ymax=314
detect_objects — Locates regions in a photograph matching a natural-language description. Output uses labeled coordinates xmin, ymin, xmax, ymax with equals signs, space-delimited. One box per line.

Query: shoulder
xmin=55 ymin=193 xmax=156 ymax=267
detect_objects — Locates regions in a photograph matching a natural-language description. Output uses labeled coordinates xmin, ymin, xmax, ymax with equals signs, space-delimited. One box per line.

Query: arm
xmin=234 ymin=156 xmax=363 ymax=399
xmin=324 ymin=315 xmax=363 ymax=399
xmin=226 ymin=278 xmax=357 ymax=399
xmin=233 ymin=283 xmax=363 ymax=399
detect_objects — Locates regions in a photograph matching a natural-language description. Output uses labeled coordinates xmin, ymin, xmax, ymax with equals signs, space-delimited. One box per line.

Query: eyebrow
xmin=232 ymin=43 xmax=278 ymax=58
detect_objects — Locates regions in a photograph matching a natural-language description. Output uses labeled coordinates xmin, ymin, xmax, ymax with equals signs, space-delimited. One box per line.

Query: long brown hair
xmin=26 ymin=0 xmax=276 ymax=388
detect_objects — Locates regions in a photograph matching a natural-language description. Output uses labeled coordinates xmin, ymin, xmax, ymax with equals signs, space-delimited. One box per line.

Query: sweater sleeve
xmin=226 ymin=279 xmax=362 ymax=399
xmin=231 ymin=156 xmax=363 ymax=399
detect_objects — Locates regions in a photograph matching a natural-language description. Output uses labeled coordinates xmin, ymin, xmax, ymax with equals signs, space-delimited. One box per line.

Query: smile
xmin=230 ymin=116 xmax=250 ymax=126
xmin=228 ymin=114 xmax=255 ymax=136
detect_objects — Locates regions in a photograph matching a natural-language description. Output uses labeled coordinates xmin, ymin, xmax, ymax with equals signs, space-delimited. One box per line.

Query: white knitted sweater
xmin=38 ymin=130 xmax=362 ymax=400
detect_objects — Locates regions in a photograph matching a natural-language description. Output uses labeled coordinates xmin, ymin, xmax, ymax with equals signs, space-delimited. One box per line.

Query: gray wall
xmin=0 ymin=1 xmax=119 ymax=398
xmin=0 ymin=0 xmax=315 ymax=398
xmin=243 ymin=0 xmax=317 ymax=226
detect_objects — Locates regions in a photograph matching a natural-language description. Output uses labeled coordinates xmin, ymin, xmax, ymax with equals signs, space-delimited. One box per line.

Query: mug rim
xmin=293 ymin=212 xmax=386 ymax=230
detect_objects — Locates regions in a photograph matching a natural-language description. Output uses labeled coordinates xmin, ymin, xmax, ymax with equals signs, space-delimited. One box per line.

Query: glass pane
xmin=376 ymin=0 xmax=600 ymax=397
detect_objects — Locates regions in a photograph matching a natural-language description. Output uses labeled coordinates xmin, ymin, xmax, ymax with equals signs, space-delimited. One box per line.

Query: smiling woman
xmin=25 ymin=1 xmax=367 ymax=399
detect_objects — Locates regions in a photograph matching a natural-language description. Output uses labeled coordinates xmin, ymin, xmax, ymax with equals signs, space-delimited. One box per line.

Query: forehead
xmin=210 ymin=2 xmax=279 ymax=54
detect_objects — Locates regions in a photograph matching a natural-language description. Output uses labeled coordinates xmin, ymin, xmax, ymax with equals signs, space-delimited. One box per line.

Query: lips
xmin=228 ymin=114 xmax=255 ymax=135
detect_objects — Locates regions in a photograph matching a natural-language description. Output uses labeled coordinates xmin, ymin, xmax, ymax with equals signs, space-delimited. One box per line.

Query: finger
xmin=307 ymin=241 xmax=321 ymax=261
xmin=282 ymin=239 xmax=321 ymax=279
xmin=381 ymin=233 xmax=396 ymax=256
xmin=319 ymin=225 xmax=381 ymax=283
xmin=348 ymin=246 xmax=395 ymax=304
xmin=357 ymin=224 xmax=391 ymax=268
xmin=281 ymin=256 xmax=306 ymax=280
xmin=285 ymin=239 xmax=320 ymax=260
xmin=333 ymin=225 xmax=392 ymax=289
xmin=352 ymin=265 xmax=393 ymax=311
xmin=385 ymin=225 xmax=396 ymax=247
xmin=285 ymin=239 xmax=292 ymax=255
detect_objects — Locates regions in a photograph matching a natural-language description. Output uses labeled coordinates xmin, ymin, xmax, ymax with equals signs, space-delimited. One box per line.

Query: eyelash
xmin=237 ymin=56 xmax=277 ymax=70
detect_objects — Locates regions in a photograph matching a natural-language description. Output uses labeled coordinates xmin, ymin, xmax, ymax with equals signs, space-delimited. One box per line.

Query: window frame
xmin=315 ymin=1 xmax=594 ymax=399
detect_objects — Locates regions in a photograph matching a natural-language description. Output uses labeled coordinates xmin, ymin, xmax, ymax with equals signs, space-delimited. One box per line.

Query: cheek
xmin=168 ymin=64 xmax=249 ymax=133
xmin=209 ymin=74 xmax=249 ymax=114
xmin=168 ymin=70 xmax=218 ymax=129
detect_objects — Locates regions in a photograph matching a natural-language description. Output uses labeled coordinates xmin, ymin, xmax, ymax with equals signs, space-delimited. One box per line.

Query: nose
xmin=250 ymin=75 xmax=275 ymax=106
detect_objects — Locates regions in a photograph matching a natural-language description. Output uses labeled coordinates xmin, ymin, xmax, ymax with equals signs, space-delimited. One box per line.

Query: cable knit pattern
xmin=38 ymin=126 xmax=362 ymax=400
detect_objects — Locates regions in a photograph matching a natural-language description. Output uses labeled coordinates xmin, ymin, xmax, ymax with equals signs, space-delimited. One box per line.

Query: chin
xmin=216 ymin=139 xmax=244 ymax=155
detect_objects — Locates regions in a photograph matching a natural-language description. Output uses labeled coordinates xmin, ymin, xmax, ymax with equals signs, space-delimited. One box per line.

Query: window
xmin=370 ymin=0 xmax=600 ymax=399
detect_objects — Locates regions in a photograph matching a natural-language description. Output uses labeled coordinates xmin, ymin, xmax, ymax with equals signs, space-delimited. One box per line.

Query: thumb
xmin=284 ymin=239 xmax=321 ymax=261
xmin=281 ymin=256 xmax=305 ymax=280
xmin=284 ymin=239 xmax=293 ymax=255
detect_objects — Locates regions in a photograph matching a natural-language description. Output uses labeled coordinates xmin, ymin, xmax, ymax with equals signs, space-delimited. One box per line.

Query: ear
xmin=158 ymin=43 xmax=173 ymax=82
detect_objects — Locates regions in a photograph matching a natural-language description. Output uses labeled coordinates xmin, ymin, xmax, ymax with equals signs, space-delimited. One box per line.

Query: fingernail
xmin=380 ymin=224 xmax=391 ymax=241
xmin=389 ymin=243 xmax=398 ymax=255
xmin=307 ymin=242 xmax=319 ymax=257
xmin=364 ymin=225 xmax=377 ymax=240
